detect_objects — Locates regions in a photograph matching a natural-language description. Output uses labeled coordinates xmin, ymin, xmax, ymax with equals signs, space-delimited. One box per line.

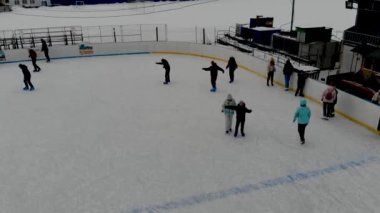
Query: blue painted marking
xmin=125 ymin=156 xmax=380 ymax=213
xmin=0 ymin=51 xmax=151 ymax=64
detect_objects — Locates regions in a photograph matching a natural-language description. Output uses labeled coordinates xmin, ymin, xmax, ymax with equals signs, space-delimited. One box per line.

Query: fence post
xmin=19 ymin=36 xmax=23 ymax=49
xmin=156 ymin=27 xmax=158 ymax=42
xmin=195 ymin=26 xmax=197 ymax=43
xmin=120 ymin=25 xmax=124 ymax=42
xmin=203 ymin=28 xmax=205 ymax=45
xmin=113 ymin=28 xmax=117 ymax=43
xmin=48 ymin=28 xmax=52 ymax=46
xmin=64 ymin=34 xmax=68 ymax=45
xmin=31 ymin=36 xmax=35 ymax=48
xmin=165 ymin=24 xmax=168 ymax=41
xmin=70 ymin=31 xmax=74 ymax=45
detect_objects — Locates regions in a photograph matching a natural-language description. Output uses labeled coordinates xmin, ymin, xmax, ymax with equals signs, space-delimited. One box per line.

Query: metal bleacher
xmin=0 ymin=26 xmax=83 ymax=50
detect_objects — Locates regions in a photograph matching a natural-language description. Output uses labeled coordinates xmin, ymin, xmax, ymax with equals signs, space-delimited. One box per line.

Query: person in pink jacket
xmin=321 ymin=85 xmax=337 ymax=119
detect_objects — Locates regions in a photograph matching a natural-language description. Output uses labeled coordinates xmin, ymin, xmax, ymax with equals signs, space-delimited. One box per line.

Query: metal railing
xmin=0 ymin=24 xmax=218 ymax=50
xmin=344 ymin=30 xmax=380 ymax=46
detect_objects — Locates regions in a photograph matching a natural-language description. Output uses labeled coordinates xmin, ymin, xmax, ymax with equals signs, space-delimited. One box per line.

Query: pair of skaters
xmin=156 ymin=57 xmax=238 ymax=92
xmin=222 ymin=94 xmax=311 ymax=144
xmin=28 ymin=39 xmax=51 ymax=72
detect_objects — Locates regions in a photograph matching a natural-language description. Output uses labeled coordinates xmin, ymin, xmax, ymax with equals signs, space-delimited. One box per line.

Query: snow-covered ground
xmin=1 ymin=1 xmax=379 ymax=213
xmin=1 ymin=0 xmax=355 ymax=39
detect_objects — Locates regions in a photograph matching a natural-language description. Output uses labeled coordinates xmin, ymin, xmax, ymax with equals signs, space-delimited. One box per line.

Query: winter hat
xmin=300 ymin=99 xmax=307 ymax=107
xmin=227 ymin=94 xmax=233 ymax=100
xmin=239 ymin=101 xmax=245 ymax=105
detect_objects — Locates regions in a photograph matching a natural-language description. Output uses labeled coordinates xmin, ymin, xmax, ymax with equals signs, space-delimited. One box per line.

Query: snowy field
xmin=0 ymin=0 xmax=356 ymax=39
xmin=0 ymin=54 xmax=380 ymax=213
xmin=1 ymin=0 xmax=380 ymax=213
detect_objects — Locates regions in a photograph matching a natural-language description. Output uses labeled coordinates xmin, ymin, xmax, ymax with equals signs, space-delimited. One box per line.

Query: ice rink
xmin=0 ymin=53 xmax=379 ymax=213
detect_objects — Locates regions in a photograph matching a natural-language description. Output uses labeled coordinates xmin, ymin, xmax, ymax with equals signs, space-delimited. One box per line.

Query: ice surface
xmin=0 ymin=54 xmax=379 ymax=213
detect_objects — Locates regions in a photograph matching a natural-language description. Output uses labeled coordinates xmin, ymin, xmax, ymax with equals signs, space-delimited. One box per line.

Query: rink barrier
xmin=1 ymin=41 xmax=379 ymax=135
xmin=126 ymin=156 xmax=380 ymax=213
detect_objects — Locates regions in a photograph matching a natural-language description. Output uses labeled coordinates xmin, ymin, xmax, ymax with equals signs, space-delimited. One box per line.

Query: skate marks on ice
xmin=126 ymin=156 xmax=380 ymax=213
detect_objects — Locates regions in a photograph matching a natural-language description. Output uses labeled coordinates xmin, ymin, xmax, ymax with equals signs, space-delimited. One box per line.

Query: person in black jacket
xmin=18 ymin=64 xmax=34 ymax=91
xmin=226 ymin=56 xmax=237 ymax=83
xmin=156 ymin=58 xmax=170 ymax=84
xmin=203 ymin=61 xmax=224 ymax=92
xmin=225 ymin=101 xmax=252 ymax=137
xmin=283 ymin=59 xmax=293 ymax=91
xmin=41 ymin=39 xmax=50 ymax=62
xmin=295 ymin=71 xmax=307 ymax=97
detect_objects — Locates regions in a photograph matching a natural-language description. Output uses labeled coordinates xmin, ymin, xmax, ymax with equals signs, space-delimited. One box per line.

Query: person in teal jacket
xmin=293 ymin=99 xmax=311 ymax=144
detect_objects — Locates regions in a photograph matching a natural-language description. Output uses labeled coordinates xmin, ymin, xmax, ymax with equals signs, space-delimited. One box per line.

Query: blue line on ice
xmin=126 ymin=156 xmax=380 ymax=213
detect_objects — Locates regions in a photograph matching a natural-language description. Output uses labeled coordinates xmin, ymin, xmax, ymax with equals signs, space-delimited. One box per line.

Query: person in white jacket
xmin=321 ymin=85 xmax=337 ymax=119
xmin=222 ymin=94 xmax=237 ymax=134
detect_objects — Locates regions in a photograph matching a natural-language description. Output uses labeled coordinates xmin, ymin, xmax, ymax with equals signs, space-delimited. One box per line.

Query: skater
xmin=221 ymin=94 xmax=237 ymax=134
xmin=28 ymin=49 xmax=41 ymax=72
xmin=202 ymin=61 xmax=224 ymax=92
xmin=321 ymin=85 xmax=337 ymax=119
xmin=330 ymin=86 xmax=338 ymax=117
xmin=372 ymin=90 xmax=380 ymax=105
xmin=226 ymin=56 xmax=238 ymax=83
xmin=225 ymin=101 xmax=252 ymax=137
xmin=267 ymin=57 xmax=276 ymax=86
xmin=41 ymin=39 xmax=50 ymax=62
xmin=283 ymin=59 xmax=294 ymax=91
xmin=295 ymin=71 xmax=307 ymax=97
xmin=293 ymin=99 xmax=311 ymax=144
xmin=156 ymin=58 xmax=170 ymax=84
xmin=18 ymin=64 xmax=34 ymax=91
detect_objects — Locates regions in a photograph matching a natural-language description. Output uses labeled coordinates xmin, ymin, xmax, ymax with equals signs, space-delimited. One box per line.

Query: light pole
xmin=290 ymin=0 xmax=295 ymax=32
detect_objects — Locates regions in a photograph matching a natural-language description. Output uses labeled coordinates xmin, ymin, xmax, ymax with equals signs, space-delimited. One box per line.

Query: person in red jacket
xmin=321 ymin=85 xmax=337 ymax=119
xmin=28 ymin=49 xmax=41 ymax=72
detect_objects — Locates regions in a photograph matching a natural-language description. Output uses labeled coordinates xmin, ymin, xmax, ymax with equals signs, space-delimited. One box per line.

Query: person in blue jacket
xmin=293 ymin=99 xmax=311 ymax=144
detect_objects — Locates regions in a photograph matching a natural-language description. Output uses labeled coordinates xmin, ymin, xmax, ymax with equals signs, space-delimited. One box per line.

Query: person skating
xmin=295 ymin=71 xmax=307 ymax=97
xmin=41 ymin=39 xmax=50 ymax=62
xmin=330 ymin=86 xmax=338 ymax=117
xmin=156 ymin=58 xmax=170 ymax=84
xmin=18 ymin=64 xmax=34 ymax=91
xmin=225 ymin=101 xmax=252 ymax=137
xmin=293 ymin=99 xmax=311 ymax=144
xmin=321 ymin=85 xmax=337 ymax=119
xmin=222 ymin=94 xmax=237 ymax=134
xmin=202 ymin=61 xmax=224 ymax=92
xmin=267 ymin=57 xmax=276 ymax=86
xmin=283 ymin=59 xmax=294 ymax=91
xmin=28 ymin=49 xmax=41 ymax=72
xmin=226 ymin=56 xmax=238 ymax=83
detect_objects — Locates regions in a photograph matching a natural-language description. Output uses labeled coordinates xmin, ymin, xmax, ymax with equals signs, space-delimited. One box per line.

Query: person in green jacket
xmin=293 ymin=99 xmax=311 ymax=144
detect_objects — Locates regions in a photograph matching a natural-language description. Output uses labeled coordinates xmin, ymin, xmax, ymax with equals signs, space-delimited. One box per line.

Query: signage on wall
xmin=79 ymin=43 xmax=94 ymax=55
xmin=0 ymin=50 xmax=5 ymax=61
